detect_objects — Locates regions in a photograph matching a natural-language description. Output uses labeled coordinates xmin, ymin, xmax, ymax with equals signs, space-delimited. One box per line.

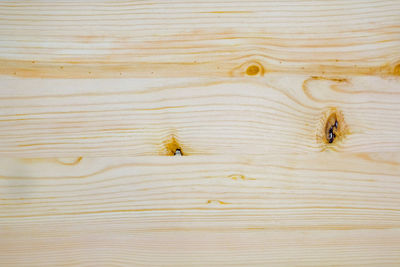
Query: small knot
xmin=245 ymin=62 xmax=264 ymax=76
xmin=327 ymin=117 xmax=339 ymax=143
xmin=246 ymin=65 xmax=261 ymax=76
xmin=162 ymin=134 xmax=185 ymax=156
xmin=393 ymin=63 xmax=400 ymax=76
xmin=174 ymin=148 xmax=182 ymax=156
xmin=316 ymin=108 xmax=349 ymax=150
xmin=230 ymin=61 xmax=265 ymax=77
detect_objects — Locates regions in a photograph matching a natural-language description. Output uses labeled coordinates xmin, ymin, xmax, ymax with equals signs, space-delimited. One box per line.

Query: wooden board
xmin=1 ymin=154 xmax=400 ymax=266
xmin=1 ymin=0 xmax=400 ymax=266
xmin=1 ymin=75 xmax=400 ymax=156
xmin=0 ymin=0 xmax=399 ymax=78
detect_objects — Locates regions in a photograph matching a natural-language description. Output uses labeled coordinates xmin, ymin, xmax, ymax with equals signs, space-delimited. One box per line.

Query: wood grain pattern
xmin=1 ymin=1 xmax=400 ymax=266
xmin=1 ymin=153 xmax=400 ymax=266
xmin=1 ymin=75 xmax=399 ymax=156
xmin=0 ymin=0 xmax=399 ymax=78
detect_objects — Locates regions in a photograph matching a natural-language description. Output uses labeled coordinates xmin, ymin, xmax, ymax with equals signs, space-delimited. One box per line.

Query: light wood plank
xmin=1 ymin=153 xmax=400 ymax=266
xmin=1 ymin=75 xmax=399 ymax=156
xmin=0 ymin=0 xmax=399 ymax=78
xmin=1 ymin=1 xmax=400 ymax=266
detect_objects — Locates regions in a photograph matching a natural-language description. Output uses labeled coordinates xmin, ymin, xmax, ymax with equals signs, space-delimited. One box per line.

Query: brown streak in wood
xmin=303 ymin=76 xmax=349 ymax=103
xmin=228 ymin=174 xmax=256 ymax=181
xmin=207 ymin=200 xmax=230 ymax=204
xmin=1 ymin=59 xmax=396 ymax=79
xmin=3 ymin=205 xmax=400 ymax=219
xmin=200 ymin=11 xmax=253 ymax=14
xmin=330 ymin=82 xmax=400 ymax=95
xmin=55 ymin=157 xmax=83 ymax=166
xmin=355 ymin=153 xmax=400 ymax=166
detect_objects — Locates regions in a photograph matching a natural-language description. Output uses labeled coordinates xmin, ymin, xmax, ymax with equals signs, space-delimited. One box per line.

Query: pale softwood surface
xmin=0 ymin=0 xmax=399 ymax=78
xmin=1 ymin=154 xmax=400 ymax=266
xmin=1 ymin=74 xmax=400 ymax=156
xmin=1 ymin=0 xmax=400 ymax=266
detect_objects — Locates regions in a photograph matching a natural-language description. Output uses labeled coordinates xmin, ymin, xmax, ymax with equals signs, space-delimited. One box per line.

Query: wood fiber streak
xmin=1 ymin=154 xmax=400 ymax=266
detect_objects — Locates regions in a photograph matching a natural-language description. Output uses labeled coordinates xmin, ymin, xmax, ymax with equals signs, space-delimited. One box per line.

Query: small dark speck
xmin=174 ymin=149 xmax=182 ymax=156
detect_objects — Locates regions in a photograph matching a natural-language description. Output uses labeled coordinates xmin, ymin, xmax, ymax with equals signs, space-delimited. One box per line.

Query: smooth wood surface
xmin=0 ymin=0 xmax=399 ymax=78
xmin=1 ymin=0 xmax=400 ymax=266
xmin=1 ymin=74 xmax=400 ymax=156
xmin=1 ymin=153 xmax=400 ymax=266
